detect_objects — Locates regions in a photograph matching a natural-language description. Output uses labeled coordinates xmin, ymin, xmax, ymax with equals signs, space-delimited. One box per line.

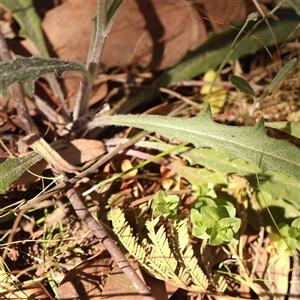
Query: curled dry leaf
xmin=14 ymin=139 xmax=106 ymax=185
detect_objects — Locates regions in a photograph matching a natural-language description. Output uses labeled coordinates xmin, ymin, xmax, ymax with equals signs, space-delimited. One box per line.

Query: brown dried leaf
xmin=101 ymin=259 xmax=145 ymax=300
xmin=14 ymin=139 xmax=105 ymax=184
xmin=59 ymin=250 xmax=113 ymax=299
xmin=41 ymin=0 xmax=249 ymax=71
xmin=121 ymin=159 xmax=138 ymax=177
xmin=22 ymin=133 xmax=79 ymax=173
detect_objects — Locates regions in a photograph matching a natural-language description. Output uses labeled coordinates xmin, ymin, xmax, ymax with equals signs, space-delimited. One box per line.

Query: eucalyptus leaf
xmin=0 ymin=56 xmax=91 ymax=100
xmin=229 ymin=75 xmax=256 ymax=99
xmin=92 ymin=106 xmax=300 ymax=181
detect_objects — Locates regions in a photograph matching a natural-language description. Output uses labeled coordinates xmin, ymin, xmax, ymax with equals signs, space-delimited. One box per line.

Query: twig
xmin=56 ymin=174 xmax=154 ymax=300
xmin=159 ymin=87 xmax=199 ymax=106
xmin=0 ymin=31 xmax=39 ymax=135
xmin=19 ymin=131 xmax=149 ymax=211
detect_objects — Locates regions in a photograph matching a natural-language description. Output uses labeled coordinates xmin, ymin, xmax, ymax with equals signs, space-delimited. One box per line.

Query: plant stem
xmin=0 ymin=31 xmax=39 ymax=135
xmin=73 ymin=0 xmax=123 ymax=121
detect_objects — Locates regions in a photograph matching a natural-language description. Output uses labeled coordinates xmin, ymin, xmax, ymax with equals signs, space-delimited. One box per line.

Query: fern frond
xmin=111 ymin=207 xmax=227 ymax=294
xmin=173 ymin=220 xmax=209 ymax=292
xmin=111 ymin=206 xmax=148 ymax=261
xmin=111 ymin=207 xmax=174 ymax=281
xmin=210 ymin=273 xmax=228 ymax=293
xmin=146 ymin=218 xmax=189 ymax=288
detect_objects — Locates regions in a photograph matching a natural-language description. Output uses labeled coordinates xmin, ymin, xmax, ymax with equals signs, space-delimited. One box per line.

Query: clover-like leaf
xmin=288 ymin=227 xmax=300 ymax=239
xmin=291 ymin=217 xmax=300 ymax=229
xmin=151 ymin=190 xmax=179 ymax=220
xmin=209 ymin=228 xmax=224 ymax=246
xmin=201 ymin=206 xmax=219 ymax=228
xmin=219 ymin=218 xmax=241 ymax=233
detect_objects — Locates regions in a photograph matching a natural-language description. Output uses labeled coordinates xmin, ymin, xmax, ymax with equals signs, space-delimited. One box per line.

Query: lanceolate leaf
xmin=92 ymin=106 xmax=300 ymax=181
xmin=0 ymin=56 xmax=91 ymax=100
xmin=128 ymin=140 xmax=299 ymax=206
xmin=229 ymin=75 xmax=256 ymax=99
xmin=268 ymin=58 xmax=297 ymax=93
xmin=0 ymin=140 xmax=69 ymax=194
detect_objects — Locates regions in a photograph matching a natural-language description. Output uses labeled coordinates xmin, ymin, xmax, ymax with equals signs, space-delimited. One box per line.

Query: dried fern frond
xmin=145 ymin=218 xmax=189 ymax=289
xmin=111 ymin=206 xmax=169 ymax=281
xmin=111 ymin=206 xmax=226 ymax=294
xmin=171 ymin=219 xmax=208 ymax=292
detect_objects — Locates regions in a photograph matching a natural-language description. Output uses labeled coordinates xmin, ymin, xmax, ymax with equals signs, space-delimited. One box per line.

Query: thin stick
xmin=57 ymin=175 xmax=155 ymax=300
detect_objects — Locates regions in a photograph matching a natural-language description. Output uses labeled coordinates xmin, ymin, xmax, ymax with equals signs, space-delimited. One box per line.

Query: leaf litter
xmin=0 ymin=1 xmax=299 ymax=299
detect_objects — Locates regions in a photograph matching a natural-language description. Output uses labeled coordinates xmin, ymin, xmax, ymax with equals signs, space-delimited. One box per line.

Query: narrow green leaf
xmin=268 ymin=58 xmax=297 ymax=93
xmin=132 ymin=141 xmax=299 ymax=207
xmin=0 ymin=56 xmax=91 ymax=100
xmin=92 ymin=106 xmax=300 ymax=181
xmin=0 ymin=153 xmax=41 ymax=194
xmin=1 ymin=1 xmax=48 ymax=58
xmin=229 ymin=75 xmax=256 ymax=99
xmin=170 ymin=164 xmax=227 ymax=186
xmin=107 ymin=0 xmax=124 ymax=24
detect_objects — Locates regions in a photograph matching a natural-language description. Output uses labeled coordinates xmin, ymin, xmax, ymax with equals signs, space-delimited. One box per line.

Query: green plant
xmin=110 ymin=205 xmax=227 ymax=293
xmin=151 ymin=190 xmax=180 ymax=220
xmin=229 ymin=58 xmax=297 ymax=115
xmin=278 ymin=217 xmax=300 ymax=252
xmin=152 ymin=189 xmax=241 ymax=247
xmin=191 ymin=206 xmax=241 ymax=246
xmin=1 ymin=0 xmax=299 ymax=298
